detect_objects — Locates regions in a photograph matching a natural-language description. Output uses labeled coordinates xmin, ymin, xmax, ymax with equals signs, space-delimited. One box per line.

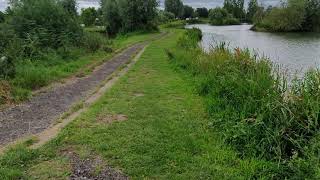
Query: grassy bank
xmin=167 ymin=28 xmax=320 ymax=178
xmin=0 ymin=30 xmax=159 ymax=106
xmin=0 ymin=30 xmax=277 ymax=179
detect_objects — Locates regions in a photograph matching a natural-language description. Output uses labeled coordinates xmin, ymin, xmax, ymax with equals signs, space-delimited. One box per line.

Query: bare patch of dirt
xmin=65 ymin=152 xmax=129 ymax=180
xmin=0 ymin=80 xmax=12 ymax=106
xmin=133 ymin=93 xmax=144 ymax=97
xmin=97 ymin=114 xmax=128 ymax=124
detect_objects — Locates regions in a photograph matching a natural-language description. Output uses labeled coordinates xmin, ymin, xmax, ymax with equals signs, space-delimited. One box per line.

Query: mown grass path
xmin=0 ymin=30 xmax=270 ymax=179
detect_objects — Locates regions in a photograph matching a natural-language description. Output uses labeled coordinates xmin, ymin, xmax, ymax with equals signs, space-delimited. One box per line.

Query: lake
xmin=186 ymin=24 xmax=320 ymax=77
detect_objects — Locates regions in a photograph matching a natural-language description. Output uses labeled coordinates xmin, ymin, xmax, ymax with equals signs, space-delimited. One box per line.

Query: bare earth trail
xmin=0 ymin=33 xmax=166 ymax=146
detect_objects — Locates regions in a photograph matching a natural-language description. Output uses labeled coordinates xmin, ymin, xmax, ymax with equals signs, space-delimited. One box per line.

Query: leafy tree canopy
xmin=164 ymin=0 xmax=183 ymax=18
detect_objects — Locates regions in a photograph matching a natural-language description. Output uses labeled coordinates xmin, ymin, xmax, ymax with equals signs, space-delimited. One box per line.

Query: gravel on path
xmin=0 ymin=42 xmax=147 ymax=145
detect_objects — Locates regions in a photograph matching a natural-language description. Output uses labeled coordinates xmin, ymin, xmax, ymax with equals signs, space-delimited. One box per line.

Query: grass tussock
xmin=167 ymin=28 xmax=320 ymax=178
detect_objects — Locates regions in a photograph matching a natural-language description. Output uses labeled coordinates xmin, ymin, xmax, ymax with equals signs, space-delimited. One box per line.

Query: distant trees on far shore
xmin=252 ymin=0 xmax=320 ymax=32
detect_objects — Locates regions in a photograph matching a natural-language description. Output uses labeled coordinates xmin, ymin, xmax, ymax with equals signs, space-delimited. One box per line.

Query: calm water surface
xmin=186 ymin=24 xmax=320 ymax=76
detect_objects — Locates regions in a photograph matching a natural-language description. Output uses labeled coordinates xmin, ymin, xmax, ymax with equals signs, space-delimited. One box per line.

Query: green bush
xmin=168 ymin=29 xmax=320 ymax=178
xmin=209 ymin=7 xmax=240 ymax=25
xmin=9 ymin=0 xmax=83 ymax=49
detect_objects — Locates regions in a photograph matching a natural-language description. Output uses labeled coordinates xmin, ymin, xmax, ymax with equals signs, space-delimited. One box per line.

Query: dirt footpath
xmin=0 ymin=41 xmax=148 ymax=146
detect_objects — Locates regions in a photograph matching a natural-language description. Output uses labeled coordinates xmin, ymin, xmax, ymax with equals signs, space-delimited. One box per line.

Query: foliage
xmin=161 ymin=20 xmax=186 ymax=29
xmin=101 ymin=0 xmax=158 ymax=35
xmin=302 ymin=0 xmax=320 ymax=31
xmin=81 ymin=7 xmax=98 ymax=26
xmin=209 ymin=7 xmax=240 ymax=25
xmin=119 ymin=0 xmax=158 ymax=32
xmin=168 ymin=28 xmax=320 ymax=178
xmin=81 ymin=32 xmax=110 ymax=52
xmin=182 ymin=5 xmax=194 ymax=19
xmin=0 ymin=11 xmax=4 ymax=23
xmin=223 ymin=0 xmax=245 ymax=21
xmin=156 ymin=10 xmax=175 ymax=24
xmin=164 ymin=0 xmax=183 ymax=18
xmin=177 ymin=28 xmax=202 ymax=49
xmin=0 ymin=56 xmax=15 ymax=78
xmin=101 ymin=0 xmax=122 ymax=35
xmin=196 ymin=7 xmax=209 ymax=18
xmin=246 ymin=0 xmax=259 ymax=23
xmin=8 ymin=0 xmax=83 ymax=50
xmin=58 ymin=0 xmax=78 ymax=16
xmin=253 ymin=0 xmax=320 ymax=32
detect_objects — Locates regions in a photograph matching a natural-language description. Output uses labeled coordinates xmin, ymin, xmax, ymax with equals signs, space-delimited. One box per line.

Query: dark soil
xmin=68 ymin=152 xmax=129 ymax=180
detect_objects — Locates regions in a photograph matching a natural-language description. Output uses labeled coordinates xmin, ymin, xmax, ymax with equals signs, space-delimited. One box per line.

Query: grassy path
xmin=1 ymin=30 xmax=268 ymax=179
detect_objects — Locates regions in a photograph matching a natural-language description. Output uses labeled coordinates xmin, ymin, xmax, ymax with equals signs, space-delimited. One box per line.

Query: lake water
xmin=186 ymin=24 xmax=320 ymax=77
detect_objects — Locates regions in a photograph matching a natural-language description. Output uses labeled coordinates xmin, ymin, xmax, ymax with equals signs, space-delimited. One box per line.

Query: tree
xmin=247 ymin=0 xmax=259 ymax=23
xmin=164 ymin=0 xmax=183 ymax=18
xmin=303 ymin=0 xmax=320 ymax=31
xmin=223 ymin=0 xmax=245 ymax=21
xmin=183 ymin=5 xmax=194 ymax=19
xmin=101 ymin=0 xmax=122 ymax=35
xmin=196 ymin=7 xmax=209 ymax=18
xmin=256 ymin=0 xmax=306 ymax=32
xmin=209 ymin=7 xmax=240 ymax=25
xmin=209 ymin=7 xmax=229 ymax=25
xmin=81 ymin=7 xmax=98 ymax=26
xmin=101 ymin=0 xmax=158 ymax=35
xmin=157 ymin=10 xmax=175 ymax=24
xmin=120 ymin=0 xmax=158 ymax=32
xmin=0 ymin=11 xmax=4 ymax=23
xmin=59 ymin=0 xmax=78 ymax=16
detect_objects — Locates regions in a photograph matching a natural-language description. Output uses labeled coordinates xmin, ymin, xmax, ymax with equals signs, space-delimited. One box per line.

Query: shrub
xmin=8 ymin=0 xmax=83 ymax=49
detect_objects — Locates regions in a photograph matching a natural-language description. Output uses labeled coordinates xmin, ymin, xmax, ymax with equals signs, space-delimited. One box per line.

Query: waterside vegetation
xmin=167 ymin=28 xmax=320 ymax=178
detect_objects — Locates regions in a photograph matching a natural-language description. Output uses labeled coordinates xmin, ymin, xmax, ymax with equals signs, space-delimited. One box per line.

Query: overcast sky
xmin=0 ymin=0 xmax=280 ymax=12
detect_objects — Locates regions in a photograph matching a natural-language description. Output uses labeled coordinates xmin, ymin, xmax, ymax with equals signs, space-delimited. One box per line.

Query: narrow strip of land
xmin=0 ymin=38 xmax=153 ymax=146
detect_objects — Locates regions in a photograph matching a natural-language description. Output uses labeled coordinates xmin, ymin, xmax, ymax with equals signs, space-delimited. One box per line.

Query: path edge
xmin=0 ymin=44 xmax=148 ymax=154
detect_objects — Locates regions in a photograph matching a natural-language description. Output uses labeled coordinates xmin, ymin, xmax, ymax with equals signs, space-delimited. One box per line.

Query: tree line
xmin=163 ymin=0 xmax=261 ymax=25
xmin=252 ymin=0 xmax=320 ymax=32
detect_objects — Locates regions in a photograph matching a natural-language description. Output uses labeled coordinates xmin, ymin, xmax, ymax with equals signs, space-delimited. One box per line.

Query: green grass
xmin=0 ymin=29 xmax=274 ymax=179
xmin=1 ymin=31 xmax=160 ymax=104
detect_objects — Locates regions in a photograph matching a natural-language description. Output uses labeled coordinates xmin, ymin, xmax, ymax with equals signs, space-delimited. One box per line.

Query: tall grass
xmin=167 ymin=28 xmax=320 ymax=178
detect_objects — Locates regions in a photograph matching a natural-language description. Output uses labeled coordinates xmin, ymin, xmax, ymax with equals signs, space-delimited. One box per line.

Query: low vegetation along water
xmin=186 ymin=24 xmax=320 ymax=77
